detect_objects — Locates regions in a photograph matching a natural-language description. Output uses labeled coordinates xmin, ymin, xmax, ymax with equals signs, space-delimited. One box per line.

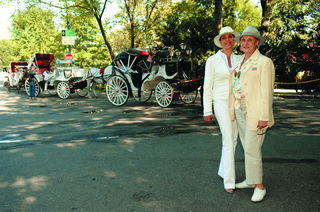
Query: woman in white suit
xmin=203 ymin=26 xmax=241 ymax=193
xmin=230 ymin=25 xmax=275 ymax=202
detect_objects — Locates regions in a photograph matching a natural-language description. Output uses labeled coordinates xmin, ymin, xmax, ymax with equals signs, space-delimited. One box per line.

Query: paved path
xmin=0 ymin=75 xmax=319 ymax=211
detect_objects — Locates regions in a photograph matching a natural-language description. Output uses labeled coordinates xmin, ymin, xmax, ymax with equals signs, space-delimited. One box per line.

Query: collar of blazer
xmin=239 ymin=49 xmax=260 ymax=74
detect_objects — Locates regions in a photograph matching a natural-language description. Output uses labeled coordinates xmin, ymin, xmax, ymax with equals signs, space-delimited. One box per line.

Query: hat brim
xmin=235 ymin=33 xmax=265 ymax=48
xmin=214 ymin=31 xmax=240 ymax=48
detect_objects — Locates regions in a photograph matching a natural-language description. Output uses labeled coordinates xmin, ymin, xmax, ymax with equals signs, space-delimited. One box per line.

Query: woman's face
xmin=240 ymin=35 xmax=259 ymax=55
xmin=220 ymin=33 xmax=235 ymax=50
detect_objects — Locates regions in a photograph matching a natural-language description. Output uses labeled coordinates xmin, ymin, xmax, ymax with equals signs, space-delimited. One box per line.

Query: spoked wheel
xmin=155 ymin=81 xmax=173 ymax=107
xmin=135 ymin=88 xmax=153 ymax=103
xmin=57 ymin=81 xmax=70 ymax=99
xmin=106 ymin=75 xmax=129 ymax=106
xmin=25 ymin=79 xmax=40 ymax=97
xmin=180 ymin=90 xmax=198 ymax=104
xmin=76 ymin=88 xmax=88 ymax=97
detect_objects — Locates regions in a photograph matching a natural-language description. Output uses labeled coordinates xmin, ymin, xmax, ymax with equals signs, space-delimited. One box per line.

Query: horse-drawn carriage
xmin=5 ymin=61 xmax=28 ymax=90
xmin=105 ymin=48 xmax=203 ymax=107
xmin=25 ymin=53 xmax=87 ymax=99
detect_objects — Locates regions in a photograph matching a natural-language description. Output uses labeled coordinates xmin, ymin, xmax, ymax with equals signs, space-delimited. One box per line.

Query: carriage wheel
xmin=57 ymin=81 xmax=70 ymax=99
xmin=135 ymin=89 xmax=153 ymax=103
xmin=25 ymin=79 xmax=40 ymax=97
xmin=106 ymin=75 xmax=129 ymax=106
xmin=155 ymin=81 xmax=173 ymax=107
xmin=181 ymin=90 xmax=198 ymax=104
xmin=76 ymin=88 xmax=88 ymax=97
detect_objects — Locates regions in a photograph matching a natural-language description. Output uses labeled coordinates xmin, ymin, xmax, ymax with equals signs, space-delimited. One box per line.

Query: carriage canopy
xmin=10 ymin=61 xmax=28 ymax=73
xmin=28 ymin=53 xmax=55 ymax=74
xmin=28 ymin=53 xmax=55 ymax=68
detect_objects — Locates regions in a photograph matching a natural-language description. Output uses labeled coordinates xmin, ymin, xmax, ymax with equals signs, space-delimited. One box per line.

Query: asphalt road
xmin=0 ymin=72 xmax=319 ymax=212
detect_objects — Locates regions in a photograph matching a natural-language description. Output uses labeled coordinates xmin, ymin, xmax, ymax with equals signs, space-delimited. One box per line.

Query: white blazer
xmin=229 ymin=49 xmax=275 ymax=130
xmin=203 ymin=50 xmax=241 ymax=116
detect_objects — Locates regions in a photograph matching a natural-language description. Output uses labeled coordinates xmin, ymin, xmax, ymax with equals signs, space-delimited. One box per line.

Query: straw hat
xmin=235 ymin=25 xmax=265 ymax=48
xmin=214 ymin=26 xmax=240 ymax=48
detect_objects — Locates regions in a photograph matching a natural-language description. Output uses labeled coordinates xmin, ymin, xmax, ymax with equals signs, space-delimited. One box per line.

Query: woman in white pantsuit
xmin=230 ymin=26 xmax=275 ymax=202
xmin=203 ymin=26 xmax=241 ymax=193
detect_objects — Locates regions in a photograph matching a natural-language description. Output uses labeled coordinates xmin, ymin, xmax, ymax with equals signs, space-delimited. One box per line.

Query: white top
xmin=203 ymin=50 xmax=241 ymax=116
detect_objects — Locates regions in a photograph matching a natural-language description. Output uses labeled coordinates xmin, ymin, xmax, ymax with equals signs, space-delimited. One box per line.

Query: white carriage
xmin=5 ymin=61 xmax=28 ymax=90
xmin=25 ymin=53 xmax=88 ymax=99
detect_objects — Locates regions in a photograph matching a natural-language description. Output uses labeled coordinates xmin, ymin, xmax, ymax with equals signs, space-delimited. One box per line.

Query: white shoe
xmin=235 ymin=180 xmax=255 ymax=189
xmin=251 ymin=187 xmax=266 ymax=202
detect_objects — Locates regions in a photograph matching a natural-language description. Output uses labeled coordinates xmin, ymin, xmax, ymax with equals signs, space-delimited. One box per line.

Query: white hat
xmin=235 ymin=25 xmax=265 ymax=48
xmin=214 ymin=26 xmax=240 ymax=48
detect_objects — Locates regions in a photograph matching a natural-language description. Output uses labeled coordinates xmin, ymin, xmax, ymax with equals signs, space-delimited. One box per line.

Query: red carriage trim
xmin=99 ymin=66 xmax=108 ymax=75
xmin=10 ymin=62 xmax=28 ymax=73
xmin=137 ymin=50 xmax=149 ymax=56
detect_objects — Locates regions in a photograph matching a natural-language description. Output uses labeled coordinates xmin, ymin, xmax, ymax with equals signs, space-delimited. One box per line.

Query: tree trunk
xmin=260 ymin=0 xmax=273 ymax=37
xmin=94 ymin=14 xmax=115 ymax=59
xmin=131 ymin=23 xmax=135 ymax=48
xmin=213 ymin=0 xmax=223 ymax=36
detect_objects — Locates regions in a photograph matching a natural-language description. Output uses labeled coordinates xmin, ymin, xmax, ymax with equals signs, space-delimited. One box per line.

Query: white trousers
xmin=214 ymin=99 xmax=238 ymax=189
xmin=235 ymin=99 xmax=265 ymax=184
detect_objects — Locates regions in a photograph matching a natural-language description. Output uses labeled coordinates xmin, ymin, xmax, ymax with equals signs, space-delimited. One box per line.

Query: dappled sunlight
xmin=0 ymin=181 xmax=10 ymax=188
xmin=136 ymin=177 xmax=149 ymax=183
xmin=8 ymin=148 xmax=23 ymax=153
xmin=12 ymin=176 xmax=49 ymax=192
xmin=104 ymin=170 xmax=117 ymax=178
xmin=106 ymin=119 xmax=144 ymax=126
xmin=121 ymin=138 xmax=141 ymax=144
xmin=119 ymin=142 xmax=137 ymax=152
xmin=25 ymin=134 xmax=40 ymax=141
xmin=28 ymin=122 xmax=55 ymax=129
xmin=54 ymin=139 xmax=86 ymax=148
xmin=22 ymin=152 xmax=34 ymax=157
xmin=24 ymin=196 xmax=37 ymax=204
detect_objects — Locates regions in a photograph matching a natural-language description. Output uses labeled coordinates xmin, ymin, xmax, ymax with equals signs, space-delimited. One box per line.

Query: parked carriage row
xmin=5 ymin=48 xmax=204 ymax=107
xmin=5 ymin=53 xmax=88 ymax=99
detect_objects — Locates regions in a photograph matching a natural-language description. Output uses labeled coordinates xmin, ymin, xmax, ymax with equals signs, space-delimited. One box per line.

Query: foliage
xmin=115 ymin=0 xmax=170 ymax=49
xmin=156 ymin=0 xmax=261 ymax=64
xmin=261 ymin=0 xmax=320 ymax=82
xmin=10 ymin=6 xmax=64 ymax=61
xmin=0 ymin=39 xmax=15 ymax=68
xmin=64 ymin=2 xmax=112 ymax=68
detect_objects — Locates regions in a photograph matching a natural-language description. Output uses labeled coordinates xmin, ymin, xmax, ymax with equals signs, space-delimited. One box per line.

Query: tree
xmin=0 ymin=39 xmax=15 ymax=68
xmin=116 ymin=0 xmax=170 ymax=48
xmin=67 ymin=10 xmax=111 ymax=68
xmin=213 ymin=0 xmax=223 ymax=37
xmin=260 ymin=0 xmax=273 ymax=37
xmin=157 ymin=0 xmax=261 ymax=61
xmin=10 ymin=6 xmax=63 ymax=61
xmin=260 ymin=0 xmax=320 ymax=82
xmin=29 ymin=0 xmax=116 ymax=60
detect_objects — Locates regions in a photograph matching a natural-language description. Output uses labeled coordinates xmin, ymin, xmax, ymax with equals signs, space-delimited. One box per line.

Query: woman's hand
xmin=204 ymin=115 xmax=212 ymax=123
xmin=257 ymin=120 xmax=268 ymax=129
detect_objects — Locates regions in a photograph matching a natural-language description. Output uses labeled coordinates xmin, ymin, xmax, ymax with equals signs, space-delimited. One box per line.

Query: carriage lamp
xmin=180 ymin=43 xmax=187 ymax=50
xmin=176 ymin=51 xmax=181 ymax=57
xmin=186 ymin=48 xmax=192 ymax=55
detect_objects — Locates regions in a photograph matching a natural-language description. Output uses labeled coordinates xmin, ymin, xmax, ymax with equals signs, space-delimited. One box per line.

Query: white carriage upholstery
xmin=72 ymin=68 xmax=84 ymax=78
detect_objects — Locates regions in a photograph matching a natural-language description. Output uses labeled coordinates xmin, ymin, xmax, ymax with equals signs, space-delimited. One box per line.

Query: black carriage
xmin=105 ymin=47 xmax=203 ymax=107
